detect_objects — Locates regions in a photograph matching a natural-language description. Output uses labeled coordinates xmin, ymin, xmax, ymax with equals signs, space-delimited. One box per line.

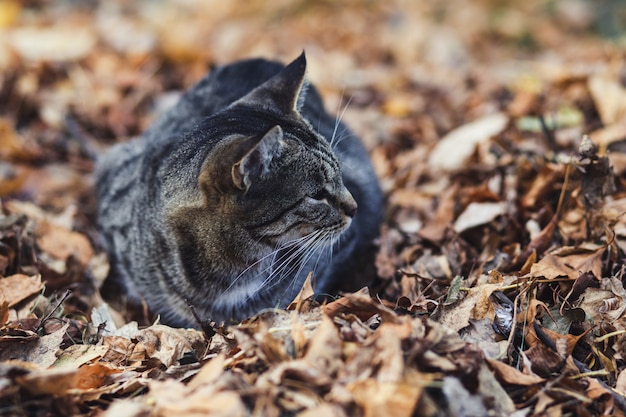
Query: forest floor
xmin=2 ymin=0 xmax=626 ymax=416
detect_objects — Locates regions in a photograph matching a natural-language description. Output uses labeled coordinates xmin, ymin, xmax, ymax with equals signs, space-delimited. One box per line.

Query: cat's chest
xmin=210 ymin=252 xmax=302 ymax=310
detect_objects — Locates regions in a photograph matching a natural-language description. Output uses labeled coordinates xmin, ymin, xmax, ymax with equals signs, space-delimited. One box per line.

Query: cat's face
xmin=201 ymin=53 xmax=357 ymax=251
xmin=231 ymin=126 xmax=357 ymax=246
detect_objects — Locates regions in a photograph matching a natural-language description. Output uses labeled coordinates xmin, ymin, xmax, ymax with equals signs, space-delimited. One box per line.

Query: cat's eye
xmin=311 ymin=188 xmax=332 ymax=202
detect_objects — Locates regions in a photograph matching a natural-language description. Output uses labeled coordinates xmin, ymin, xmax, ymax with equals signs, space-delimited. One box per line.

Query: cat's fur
xmin=96 ymin=53 xmax=383 ymax=326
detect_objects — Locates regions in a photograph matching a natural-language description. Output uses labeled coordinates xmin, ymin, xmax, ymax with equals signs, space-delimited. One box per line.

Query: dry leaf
xmin=8 ymin=25 xmax=97 ymax=62
xmin=348 ymin=376 xmax=423 ymax=417
xmin=132 ymin=325 xmax=207 ymax=367
xmin=36 ymin=222 xmax=94 ymax=266
xmin=588 ymin=74 xmax=626 ymax=125
xmin=323 ymin=288 xmax=399 ymax=323
xmin=487 ymin=358 xmax=544 ymax=385
xmin=0 ymin=274 xmax=43 ymax=307
xmin=428 ymin=113 xmax=508 ymax=172
xmin=147 ymin=379 xmax=247 ymax=417
xmin=0 ymin=322 xmax=68 ymax=367
xmin=453 ymin=201 xmax=508 ymax=233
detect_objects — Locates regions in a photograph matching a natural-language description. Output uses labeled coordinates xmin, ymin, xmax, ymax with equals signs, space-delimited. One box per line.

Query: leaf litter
xmin=2 ymin=0 xmax=626 ymax=415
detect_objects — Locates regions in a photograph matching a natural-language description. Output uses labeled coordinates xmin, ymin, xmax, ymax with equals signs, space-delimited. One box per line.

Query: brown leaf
xmin=132 ymin=325 xmax=207 ymax=368
xmin=517 ymin=215 xmax=557 ymax=268
xmin=615 ymin=368 xmax=626 ymax=396
xmin=287 ymin=272 xmax=315 ymax=313
xmin=304 ymin=315 xmax=342 ymax=375
xmin=323 ymin=288 xmax=399 ymax=323
xmin=434 ymin=283 xmax=503 ymax=332
xmin=0 ymin=162 xmax=27 ymax=197
xmin=523 ymin=343 xmax=579 ymax=378
xmin=8 ymin=25 xmax=97 ymax=62
xmin=0 ymin=274 xmax=43 ymax=307
xmin=188 ymin=354 xmax=226 ymax=390
xmin=100 ymin=335 xmax=142 ymax=365
xmin=17 ymin=361 xmax=122 ymax=395
xmin=417 ymin=184 xmax=457 ymax=242
xmin=296 ymin=403 xmax=347 ymax=417
xmin=579 ymin=277 xmax=626 ymax=323
xmin=348 ymin=373 xmax=424 ymax=417
xmin=530 ymin=253 xmax=576 ymax=280
xmin=36 ymin=222 xmax=94 ymax=266
xmin=520 ymin=164 xmax=563 ymax=208
xmin=584 ymin=378 xmax=614 ymax=415
xmin=588 ymin=74 xmax=626 ymax=125
xmin=52 ymin=344 xmax=110 ymax=369
xmin=486 ymin=358 xmax=544 ymax=386
xmin=0 ymin=118 xmax=43 ymax=162
xmin=0 ymin=322 xmax=68 ymax=367
xmin=147 ymin=379 xmax=247 ymax=417
xmin=0 ymin=300 xmax=8 ymax=325
xmin=372 ymin=321 xmax=409 ymax=382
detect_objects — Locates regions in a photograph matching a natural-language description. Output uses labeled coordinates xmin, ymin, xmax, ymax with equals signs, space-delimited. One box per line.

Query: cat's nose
xmin=341 ymin=190 xmax=358 ymax=218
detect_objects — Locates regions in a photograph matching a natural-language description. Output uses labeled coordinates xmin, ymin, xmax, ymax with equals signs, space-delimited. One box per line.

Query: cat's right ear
xmin=235 ymin=52 xmax=307 ymax=115
xmin=232 ymin=126 xmax=285 ymax=192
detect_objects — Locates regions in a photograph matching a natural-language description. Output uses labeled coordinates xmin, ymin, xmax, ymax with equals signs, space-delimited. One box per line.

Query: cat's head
xmin=199 ymin=53 xmax=357 ymax=249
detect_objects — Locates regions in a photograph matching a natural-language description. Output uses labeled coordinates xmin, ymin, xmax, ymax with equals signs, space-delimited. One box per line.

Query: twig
xmin=36 ymin=289 xmax=71 ymax=334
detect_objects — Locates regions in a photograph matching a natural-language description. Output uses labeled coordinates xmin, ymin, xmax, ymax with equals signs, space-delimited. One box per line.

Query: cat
xmin=96 ymin=53 xmax=383 ymax=327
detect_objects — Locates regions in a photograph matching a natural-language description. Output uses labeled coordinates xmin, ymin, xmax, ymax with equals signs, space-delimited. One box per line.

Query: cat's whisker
xmin=266 ymin=231 xmax=323 ymax=276
xmin=243 ymin=245 xmax=320 ymax=302
xmin=329 ymin=89 xmax=345 ymax=149
xmin=249 ymin=230 xmax=321 ymax=287
xmin=225 ymin=232 xmax=316 ymax=294
xmin=266 ymin=231 xmax=325 ymax=284
xmin=330 ymin=128 xmax=354 ymax=150
xmin=264 ymin=229 xmax=330 ymax=289
xmin=330 ymin=93 xmax=353 ymax=149
xmin=281 ymin=229 xmax=335 ymax=299
xmin=229 ymin=240 xmax=308 ymax=305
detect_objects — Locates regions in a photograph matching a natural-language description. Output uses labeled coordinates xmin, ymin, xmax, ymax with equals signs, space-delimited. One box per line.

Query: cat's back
xmin=96 ymin=58 xmax=286 ymax=211
xmin=143 ymin=58 xmax=286 ymax=143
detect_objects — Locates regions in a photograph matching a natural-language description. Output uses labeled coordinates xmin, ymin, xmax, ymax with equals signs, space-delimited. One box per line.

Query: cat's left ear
xmin=236 ymin=52 xmax=307 ymax=115
xmin=232 ymin=125 xmax=285 ymax=192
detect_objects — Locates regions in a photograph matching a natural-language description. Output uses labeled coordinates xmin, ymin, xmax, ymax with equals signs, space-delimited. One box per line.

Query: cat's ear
xmin=236 ymin=52 xmax=307 ymax=114
xmin=232 ymin=125 xmax=285 ymax=192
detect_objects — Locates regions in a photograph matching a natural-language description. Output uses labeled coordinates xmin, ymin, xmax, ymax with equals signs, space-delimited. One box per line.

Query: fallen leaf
xmin=16 ymin=361 xmax=122 ymax=395
xmin=297 ymin=403 xmax=347 ymax=417
xmin=323 ymin=288 xmax=399 ymax=323
xmin=288 ymin=272 xmax=315 ymax=313
xmin=7 ymin=25 xmax=97 ymax=62
xmin=147 ymin=379 xmax=247 ymax=417
xmin=52 ymin=344 xmax=109 ymax=370
xmin=304 ymin=315 xmax=342 ymax=375
xmin=453 ymin=201 xmax=508 ymax=233
xmin=428 ymin=112 xmax=508 ymax=172
xmin=486 ymin=358 xmax=545 ymax=385
xmin=348 ymin=374 xmax=423 ymax=417
xmin=0 ymin=274 xmax=43 ymax=307
xmin=434 ymin=283 xmax=503 ymax=332
xmin=0 ymin=118 xmax=43 ymax=162
xmin=132 ymin=325 xmax=207 ymax=368
xmin=588 ymin=74 xmax=626 ymax=125
xmin=36 ymin=222 xmax=94 ymax=266
xmin=0 ymin=322 xmax=68 ymax=367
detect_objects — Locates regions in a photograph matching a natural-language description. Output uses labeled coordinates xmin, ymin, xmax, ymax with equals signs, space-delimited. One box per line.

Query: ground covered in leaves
xmin=2 ymin=0 xmax=626 ymax=416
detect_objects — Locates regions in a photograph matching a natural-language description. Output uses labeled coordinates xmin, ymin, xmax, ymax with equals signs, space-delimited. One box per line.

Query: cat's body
xmin=96 ymin=54 xmax=383 ymax=326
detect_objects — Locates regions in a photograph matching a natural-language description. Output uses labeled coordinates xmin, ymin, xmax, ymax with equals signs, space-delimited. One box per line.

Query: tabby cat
xmin=96 ymin=53 xmax=383 ymax=327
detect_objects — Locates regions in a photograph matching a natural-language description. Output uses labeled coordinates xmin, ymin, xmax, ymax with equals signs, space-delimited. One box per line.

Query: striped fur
xmin=96 ymin=53 xmax=383 ymax=326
